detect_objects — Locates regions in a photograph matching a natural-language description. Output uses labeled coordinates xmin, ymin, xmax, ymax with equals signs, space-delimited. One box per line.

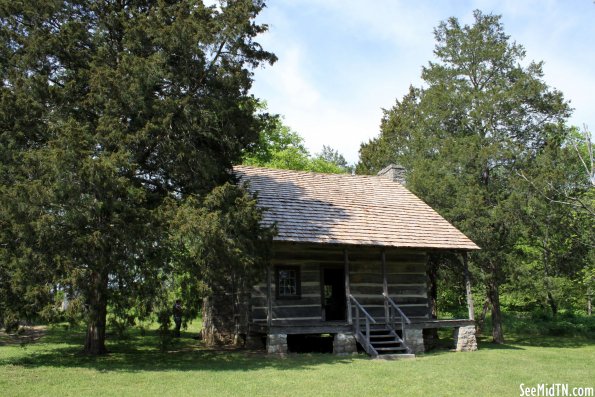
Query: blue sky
xmin=250 ymin=0 xmax=595 ymax=164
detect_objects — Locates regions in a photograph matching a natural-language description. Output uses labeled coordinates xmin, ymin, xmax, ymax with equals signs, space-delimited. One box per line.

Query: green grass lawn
xmin=1 ymin=323 xmax=594 ymax=397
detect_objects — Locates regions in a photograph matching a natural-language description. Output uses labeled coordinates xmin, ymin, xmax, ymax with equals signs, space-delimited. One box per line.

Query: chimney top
xmin=377 ymin=164 xmax=406 ymax=185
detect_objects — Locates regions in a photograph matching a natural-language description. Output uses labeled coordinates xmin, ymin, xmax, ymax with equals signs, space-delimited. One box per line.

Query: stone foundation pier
xmin=453 ymin=325 xmax=478 ymax=351
xmin=266 ymin=333 xmax=288 ymax=354
xmin=333 ymin=332 xmax=357 ymax=355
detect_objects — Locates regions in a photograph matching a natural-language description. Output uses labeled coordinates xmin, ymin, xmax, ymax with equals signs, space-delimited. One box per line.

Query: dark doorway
xmin=322 ymin=268 xmax=346 ymax=321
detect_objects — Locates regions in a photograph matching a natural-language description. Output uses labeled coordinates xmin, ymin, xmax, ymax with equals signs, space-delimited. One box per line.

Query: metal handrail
xmin=383 ymin=293 xmax=411 ymax=325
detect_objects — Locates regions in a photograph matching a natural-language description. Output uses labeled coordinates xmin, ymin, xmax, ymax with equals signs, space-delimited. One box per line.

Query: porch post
xmin=344 ymin=249 xmax=352 ymax=324
xmin=461 ymin=252 xmax=475 ymax=321
xmin=381 ymin=250 xmax=389 ymax=322
xmin=266 ymin=265 xmax=273 ymax=326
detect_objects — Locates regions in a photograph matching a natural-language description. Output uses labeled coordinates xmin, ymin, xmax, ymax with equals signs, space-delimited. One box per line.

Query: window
xmin=276 ymin=266 xmax=301 ymax=299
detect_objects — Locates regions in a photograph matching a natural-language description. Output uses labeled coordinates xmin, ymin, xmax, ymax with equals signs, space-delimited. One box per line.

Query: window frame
xmin=275 ymin=265 xmax=301 ymax=300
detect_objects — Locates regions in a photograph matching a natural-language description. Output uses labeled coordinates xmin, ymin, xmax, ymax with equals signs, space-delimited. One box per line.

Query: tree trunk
xmin=486 ymin=277 xmax=504 ymax=344
xmin=202 ymin=287 xmax=251 ymax=347
xmin=84 ymin=270 xmax=109 ymax=355
xmin=201 ymin=293 xmax=236 ymax=346
xmin=201 ymin=297 xmax=216 ymax=346
xmin=546 ymin=291 xmax=558 ymax=317
xmin=542 ymin=238 xmax=557 ymax=317
xmin=427 ymin=256 xmax=438 ymax=319
xmin=476 ymin=298 xmax=490 ymax=333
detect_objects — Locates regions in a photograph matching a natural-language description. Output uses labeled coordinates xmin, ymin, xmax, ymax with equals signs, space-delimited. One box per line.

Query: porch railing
xmin=383 ymin=292 xmax=411 ymax=330
xmin=349 ymin=294 xmax=377 ymax=356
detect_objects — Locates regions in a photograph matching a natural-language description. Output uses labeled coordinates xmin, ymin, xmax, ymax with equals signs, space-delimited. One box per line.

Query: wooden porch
xmin=250 ymin=312 xmax=476 ymax=358
xmin=249 ymin=243 xmax=478 ymax=357
xmin=250 ymin=318 xmax=475 ymax=336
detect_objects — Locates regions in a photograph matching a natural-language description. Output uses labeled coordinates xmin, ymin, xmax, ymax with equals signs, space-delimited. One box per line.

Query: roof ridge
xmin=234 ymin=164 xmax=392 ymax=181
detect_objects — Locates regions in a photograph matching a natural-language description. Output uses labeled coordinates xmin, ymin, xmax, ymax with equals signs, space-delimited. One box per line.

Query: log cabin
xmin=226 ymin=165 xmax=480 ymax=357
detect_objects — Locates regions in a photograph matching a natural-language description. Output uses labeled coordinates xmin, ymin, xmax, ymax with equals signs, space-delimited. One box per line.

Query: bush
xmin=478 ymin=311 xmax=595 ymax=339
xmin=156 ymin=307 xmax=173 ymax=352
xmin=2 ymin=313 xmax=20 ymax=333
xmin=546 ymin=321 xmax=575 ymax=336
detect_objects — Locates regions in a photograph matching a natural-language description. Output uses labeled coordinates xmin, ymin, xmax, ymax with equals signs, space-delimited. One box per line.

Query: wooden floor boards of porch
xmin=249 ymin=319 xmax=474 ymax=335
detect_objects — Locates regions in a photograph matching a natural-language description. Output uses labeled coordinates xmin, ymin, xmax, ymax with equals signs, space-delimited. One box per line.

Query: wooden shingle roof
xmin=234 ymin=165 xmax=479 ymax=250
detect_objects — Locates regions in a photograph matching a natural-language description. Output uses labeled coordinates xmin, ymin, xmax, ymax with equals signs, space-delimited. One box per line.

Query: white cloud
xmin=252 ymin=1 xmax=437 ymax=163
xmin=267 ymin=47 xmax=320 ymax=107
xmin=251 ymin=0 xmax=595 ymax=164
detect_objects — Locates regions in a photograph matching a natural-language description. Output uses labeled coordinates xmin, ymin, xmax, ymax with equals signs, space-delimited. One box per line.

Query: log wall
xmin=251 ymin=243 xmax=431 ymax=325
xmin=251 ymin=243 xmax=332 ymax=325
xmin=349 ymin=248 xmax=430 ymax=320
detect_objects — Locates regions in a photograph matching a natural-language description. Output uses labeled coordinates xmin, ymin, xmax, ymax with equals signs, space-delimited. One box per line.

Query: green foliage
xmin=505 ymin=128 xmax=594 ymax=316
xmin=357 ymin=11 xmax=581 ymax=341
xmin=243 ymin=116 xmax=308 ymax=165
xmin=0 ymin=0 xmax=276 ymax=352
xmin=166 ymin=183 xmax=274 ymax=323
xmin=156 ymin=304 xmax=173 ymax=352
xmin=482 ymin=310 xmax=595 ymax=338
xmin=243 ymin=117 xmax=350 ymax=173
xmin=316 ymin=145 xmax=353 ymax=173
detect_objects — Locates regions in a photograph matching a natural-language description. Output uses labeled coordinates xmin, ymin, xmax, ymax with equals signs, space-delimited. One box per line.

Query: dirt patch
xmin=0 ymin=325 xmax=47 ymax=346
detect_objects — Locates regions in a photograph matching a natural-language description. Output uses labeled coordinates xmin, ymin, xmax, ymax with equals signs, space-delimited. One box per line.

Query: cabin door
xmin=321 ymin=267 xmax=346 ymax=321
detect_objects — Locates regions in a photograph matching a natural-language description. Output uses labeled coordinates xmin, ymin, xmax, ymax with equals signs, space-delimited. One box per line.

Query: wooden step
xmin=369 ymin=334 xmax=394 ymax=339
xmin=375 ymin=346 xmax=408 ymax=351
xmin=364 ymin=331 xmax=392 ymax=336
xmin=371 ymin=336 xmax=399 ymax=340
xmin=374 ymin=354 xmax=415 ymax=360
xmin=355 ymin=325 xmax=411 ymax=357
xmin=372 ymin=340 xmax=403 ymax=345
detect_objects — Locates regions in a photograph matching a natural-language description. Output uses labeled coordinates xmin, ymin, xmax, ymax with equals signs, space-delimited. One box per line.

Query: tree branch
xmin=516 ymin=171 xmax=595 ymax=218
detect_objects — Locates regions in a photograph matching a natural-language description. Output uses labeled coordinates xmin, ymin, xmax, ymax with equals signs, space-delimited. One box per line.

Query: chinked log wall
xmin=251 ymin=242 xmax=430 ymax=326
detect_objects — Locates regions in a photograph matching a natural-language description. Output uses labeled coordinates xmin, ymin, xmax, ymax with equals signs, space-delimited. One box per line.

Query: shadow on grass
xmin=504 ymin=336 xmax=595 ymax=349
xmin=0 ymin=326 xmax=365 ymax=373
xmin=475 ymin=341 xmax=523 ymax=351
xmin=5 ymin=324 xmax=593 ymax=371
xmin=420 ymin=335 xmax=524 ymax=357
xmin=419 ymin=333 xmax=595 ymax=356
xmin=419 ymin=335 xmax=595 ymax=357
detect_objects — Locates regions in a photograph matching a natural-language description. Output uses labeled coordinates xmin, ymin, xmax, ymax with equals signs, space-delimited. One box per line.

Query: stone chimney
xmin=377 ymin=164 xmax=406 ymax=185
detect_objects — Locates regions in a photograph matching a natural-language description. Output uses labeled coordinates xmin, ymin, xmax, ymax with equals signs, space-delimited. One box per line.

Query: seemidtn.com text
xmin=520 ymin=384 xmax=594 ymax=397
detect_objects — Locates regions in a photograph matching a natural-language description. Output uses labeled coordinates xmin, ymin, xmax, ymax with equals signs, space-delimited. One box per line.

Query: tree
xmin=516 ymin=126 xmax=594 ymax=218
xmin=243 ymin=117 xmax=349 ymax=173
xmin=243 ymin=115 xmax=308 ymax=166
xmin=316 ymin=145 xmax=352 ymax=173
xmin=510 ymin=129 xmax=594 ymax=316
xmin=167 ymin=182 xmax=274 ymax=344
xmin=0 ymin=0 xmax=275 ymax=354
xmin=573 ymin=126 xmax=594 ymax=188
xmin=357 ymin=11 xmax=570 ymax=342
